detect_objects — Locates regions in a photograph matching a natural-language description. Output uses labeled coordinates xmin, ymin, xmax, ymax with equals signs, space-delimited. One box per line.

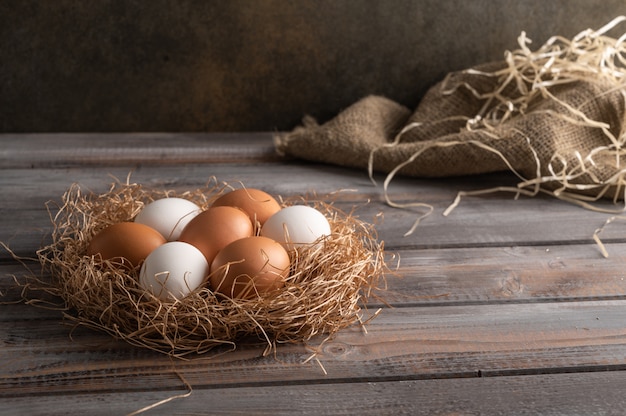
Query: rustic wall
xmin=1 ymin=1 xmax=624 ymax=133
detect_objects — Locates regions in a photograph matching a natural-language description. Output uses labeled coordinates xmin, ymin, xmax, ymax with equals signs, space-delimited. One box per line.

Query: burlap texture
xmin=275 ymin=61 xmax=626 ymax=200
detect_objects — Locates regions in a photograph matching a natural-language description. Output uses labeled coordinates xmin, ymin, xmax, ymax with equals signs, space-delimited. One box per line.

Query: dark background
xmin=1 ymin=1 xmax=624 ymax=133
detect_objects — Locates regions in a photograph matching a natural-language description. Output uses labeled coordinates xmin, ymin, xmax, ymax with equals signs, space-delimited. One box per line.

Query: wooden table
xmin=3 ymin=133 xmax=626 ymax=415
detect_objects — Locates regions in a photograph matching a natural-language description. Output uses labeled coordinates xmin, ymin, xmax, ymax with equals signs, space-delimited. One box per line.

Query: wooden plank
xmin=3 ymin=300 xmax=626 ymax=397
xmin=1 ymin=133 xmax=623 ymax=237
xmin=2 ymin=131 xmax=623 ymax=215
xmin=0 ymin=133 xmax=280 ymax=168
xmin=3 ymin=241 xmax=626 ymax=311
xmin=1 ymin=131 xmax=623 ymax=221
xmin=0 ymin=163 xmax=382 ymax=209
xmin=1 ymin=166 xmax=621 ymax=261
xmin=382 ymin=242 xmax=626 ymax=305
xmin=5 ymin=370 xmax=626 ymax=416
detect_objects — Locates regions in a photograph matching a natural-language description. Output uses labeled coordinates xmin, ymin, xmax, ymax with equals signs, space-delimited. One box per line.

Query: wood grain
xmin=1 ymin=164 xmax=621 ymax=260
xmin=0 ymin=133 xmax=280 ymax=168
xmin=4 ymin=370 xmax=626 ymax=416
xmin=3 ymin=300 xmax=626 ymax=396
xmin=3 ymin=133 xmax=626 ymax=416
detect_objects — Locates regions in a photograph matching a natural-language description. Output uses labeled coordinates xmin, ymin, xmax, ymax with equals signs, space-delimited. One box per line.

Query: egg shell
xmin=178 ymin=206 xmax=254 ymax=264
xmin=135 ymin=197 xmax=201 ymax=241
xmin=210 ymin=236 xmax=290 ymax=299
xmin=261 ymin=205 xmax=331 ymax=250
xmin=211 ymin=188 xmax=281 ymax=226
xmin=87 ymin=222 xmax=166 ymax=268
xmin=139 ymin=241 xmax=209 ymax=301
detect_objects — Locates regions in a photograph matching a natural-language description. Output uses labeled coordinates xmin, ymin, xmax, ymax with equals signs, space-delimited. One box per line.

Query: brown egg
xmin=87 ymin=222 xmax=166 ymax=268
xmin=210 ymin=236 xmax=291 ymax=299
xmin=211 ymin=188 xmax=281 ymax=226
xmin=178 ymin=206 xmax=254 ymax=264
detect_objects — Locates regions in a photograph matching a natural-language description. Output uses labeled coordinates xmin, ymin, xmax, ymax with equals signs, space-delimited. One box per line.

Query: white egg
xmin=139 ymin=241 xmax=209 ymax=301
xmin=135 ymin=197 xmax=201 ymax=241
xmin=261 ymin=205 xmax=331 ymax=250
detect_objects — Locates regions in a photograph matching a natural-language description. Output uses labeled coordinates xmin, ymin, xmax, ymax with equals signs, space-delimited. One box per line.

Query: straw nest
xmin=33 ymin=178 xmax=387 ymax=356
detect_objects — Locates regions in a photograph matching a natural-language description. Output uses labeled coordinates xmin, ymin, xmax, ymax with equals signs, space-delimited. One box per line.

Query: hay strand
xmin=369 ymin=17 xmax=626 ymax=235
xmin=28 ymin=177 xmax=386 ymax=356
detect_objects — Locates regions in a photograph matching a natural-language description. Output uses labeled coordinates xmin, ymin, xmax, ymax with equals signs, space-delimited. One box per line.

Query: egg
xmin=211 ymin=188 xmax=281 ymax=226
xmin=209 ymin=236 xmax=290 ymax=299
xmin=178 ymin=206 xmax=254 ymax=264
xmin=87 ymin=222 xmax=166 ymax=268
xmin=261 ymin=205 xmax=331 ymax=250
xmin=139 ymin=241 xmax=209 ymax=301
xmin=135 ymin=197 xmax=201 ymax=241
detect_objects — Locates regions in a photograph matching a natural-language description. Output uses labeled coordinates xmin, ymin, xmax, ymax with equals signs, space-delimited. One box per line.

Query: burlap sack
xmin=275 ymin=26 xmax=626 ymax=203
